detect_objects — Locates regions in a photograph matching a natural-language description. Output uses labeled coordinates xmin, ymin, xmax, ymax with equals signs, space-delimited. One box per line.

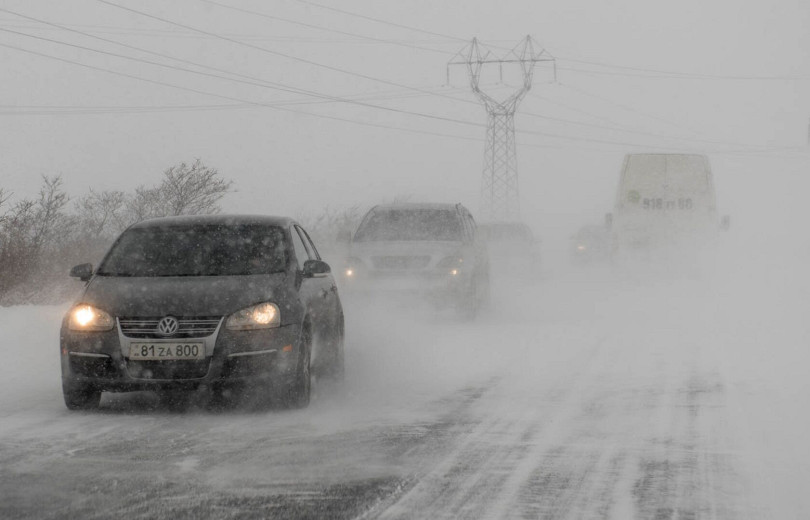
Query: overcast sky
xmin=1 ymin=0 xmax=808 ymax=244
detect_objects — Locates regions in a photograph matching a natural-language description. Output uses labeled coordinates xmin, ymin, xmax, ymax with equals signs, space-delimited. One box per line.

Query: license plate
xmin=129 ymin=343 xmax=205 ymax=360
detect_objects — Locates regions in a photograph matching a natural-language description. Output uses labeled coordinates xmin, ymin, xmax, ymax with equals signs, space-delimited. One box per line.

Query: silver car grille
xmin=371 ymin=255 xmax=431 ymax=270
xmin=118 ymin=317 xmax=222 ymax=339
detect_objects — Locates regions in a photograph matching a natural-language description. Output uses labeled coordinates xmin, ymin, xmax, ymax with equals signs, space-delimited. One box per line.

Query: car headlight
xmin=68 ymin=304 xmax=115 ymax=331
xmin=343 ymin=257 xmax=365 ymax=278
xmin=226 ymin=302 xmax=281 ymax=330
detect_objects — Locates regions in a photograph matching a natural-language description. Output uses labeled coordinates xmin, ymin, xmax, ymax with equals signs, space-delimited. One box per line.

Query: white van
xmin=610 ymin=154 xmax=724 ymax=252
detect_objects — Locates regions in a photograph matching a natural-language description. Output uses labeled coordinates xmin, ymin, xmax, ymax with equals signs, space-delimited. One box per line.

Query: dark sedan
xmin=60 ymin=215 xmax=344 ymax=410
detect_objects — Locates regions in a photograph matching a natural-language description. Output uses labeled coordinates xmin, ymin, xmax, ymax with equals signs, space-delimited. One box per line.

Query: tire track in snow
xmin=374 ymin=337 xmax=609 ymax=519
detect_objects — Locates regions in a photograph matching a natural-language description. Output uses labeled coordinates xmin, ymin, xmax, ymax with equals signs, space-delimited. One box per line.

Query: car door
xmin=291 ymin=225 xmax=335 ymax=335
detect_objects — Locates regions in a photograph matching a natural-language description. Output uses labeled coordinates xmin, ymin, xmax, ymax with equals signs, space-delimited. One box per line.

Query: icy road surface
xmin=1 ymin=251 xmax=808 ymax=519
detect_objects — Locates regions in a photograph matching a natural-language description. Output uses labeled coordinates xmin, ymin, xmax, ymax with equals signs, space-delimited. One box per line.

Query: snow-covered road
xmin=1 ymin=246 xmax=808 ymax=519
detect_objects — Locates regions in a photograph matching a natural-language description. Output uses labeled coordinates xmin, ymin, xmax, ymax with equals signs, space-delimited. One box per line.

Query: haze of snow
xmin=1 ymin=185 xmax=808 ymax=517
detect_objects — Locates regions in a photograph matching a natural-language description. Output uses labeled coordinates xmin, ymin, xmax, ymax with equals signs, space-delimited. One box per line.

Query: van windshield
xmin=97 ymin=224 xmax=288 ymax=277
xmin=354 ymin=209 xmax=463 ymax=242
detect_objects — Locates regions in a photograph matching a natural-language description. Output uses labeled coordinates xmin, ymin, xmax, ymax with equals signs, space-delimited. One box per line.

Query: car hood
xmin=79 ymin=273 xmax=290 ymax=317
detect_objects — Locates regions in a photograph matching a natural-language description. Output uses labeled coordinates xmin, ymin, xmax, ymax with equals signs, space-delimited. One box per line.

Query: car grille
xmin=126 ymin=359 xmax=211 ymax=380
xmin=118 ymin=316 xmax=222 ymax=339
xmin=371 ymin=256 xmax=431 ymax=270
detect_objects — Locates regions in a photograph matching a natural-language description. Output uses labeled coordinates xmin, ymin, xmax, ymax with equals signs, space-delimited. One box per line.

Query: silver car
xmin=341 ymin=203 xmax=489 ymax=317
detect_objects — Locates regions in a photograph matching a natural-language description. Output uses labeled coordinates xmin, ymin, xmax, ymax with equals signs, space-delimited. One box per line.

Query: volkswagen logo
xmin=156 ymin=316 xmax=179 ymax=337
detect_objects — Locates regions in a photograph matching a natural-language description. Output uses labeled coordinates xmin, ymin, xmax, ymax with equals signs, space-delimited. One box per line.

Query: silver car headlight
xmin=68 ymin=304 xmax=115 ymax=331
xmin=226 ymin=302 xmax=281 ymax=330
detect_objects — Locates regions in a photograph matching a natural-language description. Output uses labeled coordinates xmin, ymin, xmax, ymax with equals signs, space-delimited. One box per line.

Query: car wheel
xmin=62 ymin=382 xmax=101 ymax=411
xmin=457 ymin=280 xmax=481 ymax=320
xmin=320 ymin=317 xmax=345 ymax=383
xmin=281 ymin=325 xmax=312 ymax=409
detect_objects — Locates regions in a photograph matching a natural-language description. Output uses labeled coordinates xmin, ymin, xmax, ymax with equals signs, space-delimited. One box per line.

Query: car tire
xmin=62 ymin=382 xmax=101 ymax=411
xmin=281 ymin=325 xmax=312 ymax=409
xmin=457 ymin=279 xmax=481 ymax=320
xmin=321 ymin=317 xmax=345 ymax=383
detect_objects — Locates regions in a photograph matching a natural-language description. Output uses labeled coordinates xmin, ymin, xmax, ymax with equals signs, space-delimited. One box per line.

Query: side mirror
xmin=336 ymin=229 xmax=352 ymax=244
xmin=302 ymin=259 xmax=331 ymax=278
xmin=605 ymin=213 xmax=613 ymax=230
xmin=70 ymin=263 xmax=93 ymax=282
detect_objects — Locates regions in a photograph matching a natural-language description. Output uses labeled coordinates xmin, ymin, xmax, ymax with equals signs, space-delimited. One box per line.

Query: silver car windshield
xmin=353 ymin=209 xmax=463 ymax=242
xmin=97 ymin=224 xmax=288 ymax=277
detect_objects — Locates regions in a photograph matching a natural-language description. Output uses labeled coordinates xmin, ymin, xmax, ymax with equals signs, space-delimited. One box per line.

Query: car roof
xmin=371 ymin=202 xmax=463 ymax=212
xmin=128 ymin=214 xmax=295 ymax=229
xmin=479 ymin=221 xmax=529 ymax=230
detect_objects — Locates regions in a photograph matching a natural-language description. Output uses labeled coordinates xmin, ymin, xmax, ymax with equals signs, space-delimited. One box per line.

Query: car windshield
xmin=353 ymin=209 xmax=463 ymax=241
xmin=482 ymin=224 xmax=530 ymax=242
xmin=97 ymin=224 xmax=288 ymax=276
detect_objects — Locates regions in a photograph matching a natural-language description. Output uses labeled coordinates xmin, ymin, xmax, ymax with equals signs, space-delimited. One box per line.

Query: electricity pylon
xmin=448 ymin=37 xmax=555 ymax=222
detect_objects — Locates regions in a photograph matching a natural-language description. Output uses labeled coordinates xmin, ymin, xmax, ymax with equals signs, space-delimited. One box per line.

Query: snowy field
xmin=1 ymin=228 xmax=808 ymax=519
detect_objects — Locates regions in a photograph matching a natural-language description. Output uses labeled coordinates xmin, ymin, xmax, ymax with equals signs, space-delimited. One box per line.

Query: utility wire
xmin=0 ymin=24 xmax=482 ymax=128
xmin=557 ymin=55 xmax=809 ymax=81
xmin=3 ymin=8 xmax=793 ymax=154
xmin=195 ymin=0 xmax=723 ymax=148
xmin=1 ymin=6 xmax=466 ymax=109
xmin=196 ymin=0 xmax=451 ymax=55
xmin=0 ymin=40 xmax=501 ymax=145
xmin=94 ymin=0 xmax=483 ymax=109
xmin=295 ymin=0 xmax=467 ymax=43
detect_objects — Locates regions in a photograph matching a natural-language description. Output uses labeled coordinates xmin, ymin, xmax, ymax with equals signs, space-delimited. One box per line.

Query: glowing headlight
xmin=345 ymin=268 xmax=355 ymax=277
xmin=450 ymin=268 xmax=459 ymax=276
xmin=68 ymin=304 xmax=114 ymax=331
xmin=577 ymin=245 xmax=587 ymax=251
xmin=226 ymin=302 xmax=281 ymax=330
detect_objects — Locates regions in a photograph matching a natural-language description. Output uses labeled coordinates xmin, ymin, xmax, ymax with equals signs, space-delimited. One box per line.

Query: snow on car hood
xmin=78 ymin=273 xmax=290 ymax=317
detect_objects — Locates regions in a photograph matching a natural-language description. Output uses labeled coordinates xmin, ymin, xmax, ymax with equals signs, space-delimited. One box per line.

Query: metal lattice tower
xmin=449 ymin=37 xmax=555 ymax=221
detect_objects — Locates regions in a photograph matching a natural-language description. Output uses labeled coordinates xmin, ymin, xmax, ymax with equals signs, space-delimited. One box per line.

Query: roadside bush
xmin=0 ymin=160 xmax=231 ymax=305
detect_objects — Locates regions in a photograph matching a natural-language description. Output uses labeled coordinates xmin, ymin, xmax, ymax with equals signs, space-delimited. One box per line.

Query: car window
xmin=462 ymin=211 xmax=475 ymax=242
xmin=290 ymin=226 xmax=311 ymax=269
xmin=97 ymin=224 xmax=287 ymax=277
xmin=296 ymin=226 xmax=321 ymax=260
xmin=353 ymin=209 xmax=464 ymax=242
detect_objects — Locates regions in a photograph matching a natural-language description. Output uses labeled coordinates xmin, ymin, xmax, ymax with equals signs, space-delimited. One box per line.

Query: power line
xmin=196 ymin=0 xmax=451 ymax=55
xmin=295 ymin=0 xmax=467 ymax=43
xmin=2 ymin=4 xmax=467 ymax=111
xmin=3 ymin=39 xmax=799 ymax=157
xmin=528 ymin=85 xmax=773 ymax=149
xmin=553 ymin=82 xmax=692 ymax=131
xmin=557 ymin=60 xmax=810 ymax=81
xmin=0 ymin=20 xmax=462 ymax=44
xmin=0 ymin=22 xmax=481 ymax=129
xmin=559 ymin=55 xmax=810 ymax=81
xmin=3 ymin=11 xmax=795 ymax=155
xmin=94 ymin=0 xmax=483 ymax=109
xmin=0 ymin=39 xmax=496 ymax=144
xmin=0 ymin=7 xmax=295 ymax=87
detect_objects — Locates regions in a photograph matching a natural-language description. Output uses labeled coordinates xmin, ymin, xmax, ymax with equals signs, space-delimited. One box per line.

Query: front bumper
xmin=341 ymin=271 xmax=470 ymax=305
xmin=60 ymin=321 xmax=302 ymax=392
